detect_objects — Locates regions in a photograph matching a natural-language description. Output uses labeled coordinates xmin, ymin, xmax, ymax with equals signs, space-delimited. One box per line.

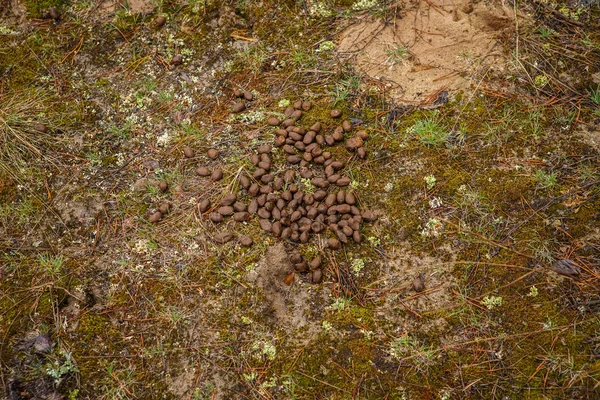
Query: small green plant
xmin=407 ymin=114 xmax=449 ymax=147
xmin=538 ymin=26 xmax=556 ymax=39
xmin=424 ymin=175 xmax=436 ymax=190
xmin=588 ymin=85 xmax=600 ymax=106
xmin=386 ymin=44 xmax=409 ymax=65
xmin=528 ymin=286 xmax=539 ymax=297
xmin=39 ymin=253 xmax=65 ymax=276
xmin=481 ymin=295 xmax=503 ymax=310
xmin=534 ymin=170 xmax=557 ymax=190
xmin=45 ymin=350 xmax=79 ymax=385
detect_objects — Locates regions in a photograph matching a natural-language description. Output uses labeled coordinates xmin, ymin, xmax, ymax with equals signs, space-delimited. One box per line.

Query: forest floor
xmin=1 ymin=0 xmax=600 ymax=399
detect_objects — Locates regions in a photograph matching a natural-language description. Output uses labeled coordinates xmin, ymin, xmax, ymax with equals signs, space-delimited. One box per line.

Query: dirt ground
xmin=1 ymin=0 xmax=600 ymax=399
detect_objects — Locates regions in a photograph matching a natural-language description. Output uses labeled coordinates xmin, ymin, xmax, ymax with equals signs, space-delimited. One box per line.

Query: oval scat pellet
xmin=233 ymin=202 xmax=246 ymax=212
xmin=328 ymin=237 xmax=341 ymax=250
xmin=233 ymin=212 xmax=250 ymax=222
xmin=232 ymin=102 xmax=246 ymax=113
xmin=251 ymin=153 xmax=260 ymax=165
xmin=282 ymin=118 xmax=295 ymax=128
xmin=281 ymin=191 xmax=292 ymax=201
xmin=281 ymin=227 xmax=292 ymax=239
xmin=306 ymin=207 xmax=318 ymax=219
xmin=346 ymin=136 xmax=363 ymax=152
xmin=253 ymin=168 xmax=266 ymax=179
xmin=330 ymin=109 xmax=342 ymax=118
xmin=342 ymin=225 xmax=353 ymax=237
xmin=310 ymin=122 xmax=321 ymax=132
xmin=159 ymin=203 xmax=170 ymax=214
xmin=301 ymin=101 xmax=312 ymax=111
xmin=211 ymin=168 xmax=223 ymax=181
xmin=335 ymin=230 xmax=348 ymax=243
xmin=325 ymin=135 xmax=335 ymax=146
xmin=155 ymin=15 xmax=166 ymax=27
xmin=233 ymin=88 xmax=244 ymax=97
xmin=342 ymin=120 xmax=352 ymax=132
xmin=272 ymin=207 xmax=281 ymax=220
xmin=345 ymin=192 xmax=356 ymax=205
xmin=312 ymin=269 xmax=323 ymax=284
xmin=311 ymin=177 xmax=329 ymax=189
xmin=336 ymin=177 xmax=351 ymax=187
xmin=293 ymin=100 xmax=303 ymax=109
xmin=290 ymin=210 xmax=302 ymax=222
xmin=220 ymin=193 xmax=237 ymax=206
xmin=284 ymin=107 xmax=295 ymax=117
xmin=325 ymin=193 xmax=337 ymax=207
xmin=267 ymin=117 xmax=280 ymax=126
xmin=302 ymin=152 xmax=312 ymax=162
xmin=350 ymin=206 xmax=361 ymax=216
xmin=291 ymin=110 xmax=303 ymax=120
xmin=290 ymin=231 xmax=300 ymax=242
xmin=315 ymin=135 xmax=325 ymax=146
xmin=310 ymin=256 xmax=322 ymax=270
xmin=33 ymin=122 xmax=48 ymax=133
xmin=207 ymin=148 xmax=220 ymax=159
xmin=197 ymin=166 xmax=211 ymax=177
xmin=248 ymin=199 xmax=258 ymax=214
xmin=357 ymin=146 xmax=367 ymax=159
xmin=248 ymin=183 xmax=259 ymax=197
xmin=275 ymin=136 xmax=286 ymax=147
xmin=239 ymin=236 xmax=253 ymax=247
xmin=303 ymin=131 xmax=316 ymax=144
xmin=183 ymin=146 xmax=194 ymax=158
xmin=259 ymin=185 xmax=272 ymax=194
xmin=217 ymin=206 xmax=234 ymax=216
xmin=257 ymin=194 xmax=267 ymax=207
xmin=295 ymin=262 xmax=308 ymax=272
xmin=287 ymin=155 xmax=301 ymax=164
xmin=214 ymin=232 xmax=233 ymax=244
xmin=210 ymin=212 xmax=223 ymax=223
xmin=311 ymin=221 xmax=325 ymax=233
xmin=313 ymin=156 xmax=325 ymax=164
xmin=283 ymin=144 xmax=296 ymax=155
xmin=198 ymin=199 xmax=211 ymax=213
xmin=314 ymin=190 xmax=327 ymax=201
xmin=243 ymin=91 xmax=253 ymax=101
xmin=149 ymin=211 xmax=162 ymax=223
xmin=357 ymin=130 xmax=369 ymax=139
xmin=337 ymin=204 xmax=351 ymax=214
xmin=353 ymin=230 xmax=363 ymax=243
xmin=283 ymin=272 xmax=295 ymax=285
xmin=332 ymin=127 xmax=344 ymax=141
xmin=239 ymin=175 xmax=251 ymax=189
xmin=159 ymin=181 xmax=169 ymax=192
xmin=322 ymin=152 xmax=332 ymax=160
xmin=259 ymin=219 xmax=272 ymax=232
xmin=274 ymin=177 xmax=284 ymax=191
xmin=362 ymin=210 xmax=377 ymax=222
xmin=272 ymin=221 xmax=283 ymax=236
xmin=294 ymin=141 xmax=306 ymax=151
xmin=327 ymin=174 xmax=340 ymax=183
xmin=331 ymin=161 xmax=344 ymax=170
xmin=257 ymin=208 xmax=271 ymax=219
xmin=258 ymin=144 xmax=272 ymax=154
xmin=337 ymin=190 xmax=346 ymax=204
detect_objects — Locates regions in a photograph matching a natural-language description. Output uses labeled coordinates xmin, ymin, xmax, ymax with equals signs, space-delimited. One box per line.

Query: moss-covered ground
xmin=1 ymin=0 xmax=599 ymax=399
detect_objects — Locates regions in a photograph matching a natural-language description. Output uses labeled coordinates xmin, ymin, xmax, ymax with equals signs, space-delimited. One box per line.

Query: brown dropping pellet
xmin=260 ymin=185 xmax=273 ymax=195
xmin=332 ymin=126 xmax=344 ymax=141
xmin=336 ymin=177 xmax=351 ymax=187
xmin=248 ymin=199 xmax=258 ymax=214
xmin=311 ymin=221 xmax=325 ymax=233
xmin=325 ymin=135 xmax=335 ymax=146
xmin=197 ymin=166 xmax=211 ymax=177
xmin=306 ymin=207 xmax=318 ymax=220
xmin=257 ymin=194 xmax=267 ymax=207
xmin=239 ymin=236 xmax=253 ymax=247
xmin=315 ymin=135 xmax=324 ymax=146
xmin=295 ymin=262 xmax=308 ymax=272
xmin=155 ymin=15 xmax=166 ymax=26
xmin=232 ymin=102 xmax=246 ymax=113
xmin=288 ymin=184 xmax=298 ymax=193
xmin=290 ymin=210 xmax=302 ymax=222
xmin=233 ymin=88 xmax=243 ymax=98
xmin=313 ymin=156 xmax=325 ymax=164
xmin=345 ymin=192 xmax=356 ymax=205
xmin=253 ymin=168 xmax=266 ymax=179
xmin=258 ymin=144 xmax=272 ymax=154
xmin=220 ymin=193 xmax=237 ymax=206
xmin=325 ymin=193 xmax=337 ymax=207
xmin=267 ymin=117 xmax=280 ymax=126
xmin=261 ymin=174 xmax=274 ymax=184
xmin=357 ymin=130 xmax=369 ymax=139
xmin=325 ymin=165 xmax=334 ymax=177
xmin=337 ymin=190 xmax=346 ymax=204
xmin=322 ymin=152 xmax=332 ymax=160
xmin=346 ymin=136 xmax=363 ymax=152
xmin=159 ymin=203 xmax=170 ymax=214
xmin=342 ymin=225 xmax=353 ymax=237
xmin=353 ymin=230 xmax=363 ymax=243
xmin=183 ymin=146 xmax=194 ymax=158
xmin=251 ymin=154 xmax=260 ymax=165
xmin=239 ymin=175 xmax=251 ymax=189
xmin=300 ymin=168 xmax=313 ymax=179
xmin=149 ymin=211 xmax=162 ymax=223
xmin=311 ymin=177 xmax=329 ymax=189
xmin=331 ymin=161 xmax=344 ymax=170
xmin=207 ymin=148 xmax=219 ymax=159
xmin=337 ymin=204 xmax=351 ymax=214
xmin=293 ymin=100 xmax=303 ymax=109
xmin=257 ymin=208 xmax=271 ymax=219
xmin=284 ymin=107 xmax=295 ymax=117
xmin=357 ymin=147 xmax=367 ymax=159
xmin=275 ymin=136 xmax=286 ymax=147
xmin=294 ymin=140 xmax=305 ymax=151
xmin=272 ymin=221 xmax=283 ymax=236
xmin=281 ymin=227 xmax=292 ymax=239
xmin=328 ymin=237 xmax=341 ymax=250
xmin=327 ymin=174 xmax=340 ymax=183
xmin=276 ymin=129 xmax=288 ymax=137
xmin=170 ymin=54 xmax=182 ymax=66
xmin=233 ymin=212 xmax=250 ymax=222
xmin=350 ymin=205 xmax=361 ymax=216
xmin=210 ymin=212 xmax=223 ymax=223
xmin=198 ymin=199 xmax=211 ymax=213
xmin=312 ymin=269 xmax=323 ymax=284
xmin=310 ymin=256 xmax=322 ymax=270
xmin=217 ymin=206 xmax=234 ymax=216
xmin=283 ymin=144 xmax=296 ymax=155
xmin=330 ymin=109 xmax=342 ymax=118
xmin=243 ymin=91 xmax=253 ymax=101
xmin=282 ymin=118 xmax=295 ymax=127
xmin=214 ymin=231 xmax=233 ymax=244
xmin=272 ymin=207 xmax=281 ymax=220
xmin=327 ymin=206 xmax=338 ymax=216
xmin=259 ymin=219 xmax=272 ymax=232
xmin=304 ymin=194 xmax=315 ymax=205
xmin=335 ymin=230 xmax=348 ymax=243
xmin=302 ymin=152 xmax=312 ymax=162
xmin=301 ymin=101 xmax=312 ymax=111
xmin=290 ymin=231 xmax=300 ymax=242
xmin=211 ymin=168 xmax=223 ymax=181
xmin=314 ymin=190 xmax=327 ymax=201
xmin=311 ymin=146 xmax=322 ymax=157
xmin=233 ymin=202 xmax=246 ymax=212
xmin=248 ymin=183 xmax=259 ymax=197
xmin=342 ymin=120 xmax=352 ymax=132
xmin=287 ymin=155 xmax=301 ymax=164
xmin=159 ymin=181 xmax=169 ymax=192
xmin=291 ymin=110 xmax=302 ymax=120
xmin=303 ymin=131 xmax=316 ymax=144
xmin=309 ymin=122 xmax=321 ymax=132
xmin=362 ymin=210 xmax=377 ymax=222
xmin=273 ymin=177 xmax=284 ymax=191
xmin=33 ymin=122 xmax=48 ymax=133
xmin=281 ymin=191 xmax=292 ymax=201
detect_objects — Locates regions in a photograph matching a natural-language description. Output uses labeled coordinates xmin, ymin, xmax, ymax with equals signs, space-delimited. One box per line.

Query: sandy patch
xmin=337 ymin=0 xmax=518 ymax=103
